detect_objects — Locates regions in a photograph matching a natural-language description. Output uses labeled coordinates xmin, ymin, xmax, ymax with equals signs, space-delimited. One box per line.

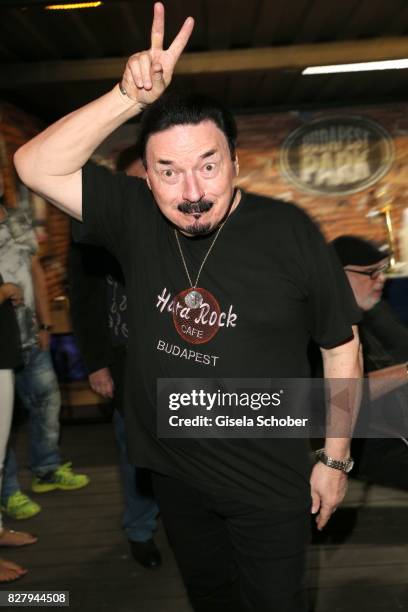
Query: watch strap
xmin=315 ymin=448 xmax=354 ymax=473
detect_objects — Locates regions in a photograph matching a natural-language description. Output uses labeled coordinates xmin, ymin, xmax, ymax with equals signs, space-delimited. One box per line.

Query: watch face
xmin=345 ymin=459 xmax=354 ymax=473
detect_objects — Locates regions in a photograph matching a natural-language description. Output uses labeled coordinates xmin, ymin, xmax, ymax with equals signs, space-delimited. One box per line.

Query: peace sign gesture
xmin=121 ymin=2 xmax=194 ymax=106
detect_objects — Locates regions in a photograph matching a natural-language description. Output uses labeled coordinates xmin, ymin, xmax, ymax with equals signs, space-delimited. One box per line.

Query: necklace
xmin=171 ymin=189 xmax=239 ymax=345
xmin=174 ymin=219 xmax=226 ymax=309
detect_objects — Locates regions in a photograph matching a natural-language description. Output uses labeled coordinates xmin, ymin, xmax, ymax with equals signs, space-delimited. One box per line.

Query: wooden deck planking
xmin=2 ymin=420 xmax=408 ymax=611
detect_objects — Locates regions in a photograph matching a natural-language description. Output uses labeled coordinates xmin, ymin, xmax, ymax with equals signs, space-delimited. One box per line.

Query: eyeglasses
xmin=344 ymin=262 xmax=390 ymax=279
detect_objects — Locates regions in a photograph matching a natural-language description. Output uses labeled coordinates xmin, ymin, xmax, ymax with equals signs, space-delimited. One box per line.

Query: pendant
xmin=184 ymin=289 xmax=203 ymax=309
xmin=173 ymin=287 xmax=221 ymax=345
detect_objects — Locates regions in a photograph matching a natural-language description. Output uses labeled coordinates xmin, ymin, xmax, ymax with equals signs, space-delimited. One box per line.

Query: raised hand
xmin=121 ymin=2 xmax=194 ymax=106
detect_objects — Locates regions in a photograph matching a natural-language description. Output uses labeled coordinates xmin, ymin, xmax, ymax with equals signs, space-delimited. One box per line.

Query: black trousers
xmin=152 ymin=473 xmax=310 ymax=612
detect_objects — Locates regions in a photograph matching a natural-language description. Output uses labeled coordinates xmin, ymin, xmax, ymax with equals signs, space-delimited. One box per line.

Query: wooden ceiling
xmin=1 ymin=0 xmax=408 ymax=122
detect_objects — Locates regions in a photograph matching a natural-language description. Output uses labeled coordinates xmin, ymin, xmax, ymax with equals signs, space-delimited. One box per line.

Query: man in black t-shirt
xmin=14 ymin=5 xmax=362 ymax=611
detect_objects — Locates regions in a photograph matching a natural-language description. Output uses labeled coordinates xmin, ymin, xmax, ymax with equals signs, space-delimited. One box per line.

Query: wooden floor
xmin=3 ymin=418 xmax=408 ymax=611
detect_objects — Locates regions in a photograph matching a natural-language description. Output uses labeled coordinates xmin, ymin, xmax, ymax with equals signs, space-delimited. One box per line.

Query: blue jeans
xmin=1 ymin=346 xmax=61 ymax=501
xmin=113 ymin=409 xmax=158 ymax=543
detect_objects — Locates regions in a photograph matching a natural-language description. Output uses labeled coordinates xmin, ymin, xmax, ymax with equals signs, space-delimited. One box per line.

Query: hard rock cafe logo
xmin=156 ymin=287 xmax=238 ymax=345
xmin=280 ymin=116 xmax=394 ymax=196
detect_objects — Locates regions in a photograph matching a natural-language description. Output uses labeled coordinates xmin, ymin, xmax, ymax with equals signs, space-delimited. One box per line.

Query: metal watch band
xmin=315 ymin=449 xmax=354 ymax=474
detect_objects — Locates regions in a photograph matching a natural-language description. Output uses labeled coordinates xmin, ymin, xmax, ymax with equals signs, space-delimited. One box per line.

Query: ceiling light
xmin=302 ymin=58 xmax=408 ymax=75
xmin=45 ymin=1 xmax=103 ymax=9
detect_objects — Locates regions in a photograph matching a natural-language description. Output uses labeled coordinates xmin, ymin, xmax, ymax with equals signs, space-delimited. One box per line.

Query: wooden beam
xmin=0 ymin=41 xmax=19 ymax=61
xmin=66 ymin=11 xmax=104 ymax=57
xmin=2 ymin=36 xmax=408 ymax=88
xmin=11 ymin=9 xmax=61 ymax=59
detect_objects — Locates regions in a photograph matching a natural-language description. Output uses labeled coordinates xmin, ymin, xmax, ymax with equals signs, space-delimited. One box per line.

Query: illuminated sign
xmin=280 ymin=116 xmax=394 ymax=196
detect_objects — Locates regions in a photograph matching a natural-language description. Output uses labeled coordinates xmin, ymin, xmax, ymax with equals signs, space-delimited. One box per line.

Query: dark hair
xmin=137 ymin=92 xmax=237 ymax=166
xmin=115 ymin=144 xmax=142 ymax=172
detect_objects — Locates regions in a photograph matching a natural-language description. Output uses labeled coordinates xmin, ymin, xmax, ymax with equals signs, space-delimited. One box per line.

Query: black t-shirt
xmin=362 ymin=301 xmax=408 ymax=369
xmin=79 ymin=162 xmax=359 ymax=509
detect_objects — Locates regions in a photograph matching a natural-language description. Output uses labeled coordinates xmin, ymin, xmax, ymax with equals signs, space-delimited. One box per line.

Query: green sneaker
xmin=2 ymin=491 xmax=41 ymax=520
xmin=32 ymin=462 xmax=90 ymax=493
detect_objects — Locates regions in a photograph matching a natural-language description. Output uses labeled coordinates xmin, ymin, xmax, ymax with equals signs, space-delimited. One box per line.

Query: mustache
xmin=177 ymin=199 xmax=213 ymax=214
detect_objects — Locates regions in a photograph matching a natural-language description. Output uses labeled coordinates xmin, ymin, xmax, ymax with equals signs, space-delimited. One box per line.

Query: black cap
xmin=331 ymin=235 xmax=389 ymax=267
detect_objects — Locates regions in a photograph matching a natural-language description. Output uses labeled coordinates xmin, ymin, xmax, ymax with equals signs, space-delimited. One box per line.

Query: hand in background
xmin=38 ymin=329 xmax=50 ymax=351
xmin=89 ymin=367 xmax=114 ymax=399
xmin=0 ymin=282 xmax=23 ymax=306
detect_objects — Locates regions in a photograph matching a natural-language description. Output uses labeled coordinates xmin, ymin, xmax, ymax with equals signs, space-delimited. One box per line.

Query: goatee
xmin=184 ymin=222 xmax=212 ymax=235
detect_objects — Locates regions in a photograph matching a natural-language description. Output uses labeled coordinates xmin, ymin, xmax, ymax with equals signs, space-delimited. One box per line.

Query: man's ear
xmin=146 ymin=173 xmax=152 ymax=190
xmin=233 ymin=155 xmax=239 ymax=176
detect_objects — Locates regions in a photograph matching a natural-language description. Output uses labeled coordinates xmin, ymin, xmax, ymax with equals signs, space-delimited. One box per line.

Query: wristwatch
xmin=315 ymin=448 xmax=354 ymax=474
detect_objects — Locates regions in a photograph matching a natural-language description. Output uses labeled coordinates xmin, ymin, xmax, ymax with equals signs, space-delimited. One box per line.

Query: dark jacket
xmin=67 ymin=242 xmax=117 ymax=374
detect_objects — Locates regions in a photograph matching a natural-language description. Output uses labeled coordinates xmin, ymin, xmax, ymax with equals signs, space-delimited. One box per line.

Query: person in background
xmin=0 ymin=196 xmax=89 ymax=522
xmin=0 ymin=274 xmax=37 ymax=583
xmin=67 ymin=146 xmax=160 ymax=569
xmin=332 ymin=235 xmax=408 ymax=489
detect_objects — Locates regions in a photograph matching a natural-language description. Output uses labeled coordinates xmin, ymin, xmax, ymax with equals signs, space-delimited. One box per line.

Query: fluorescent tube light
xmin=45 ymin=1 xmax=103 ymax=9
xmin=302 ymin=58 xmax=408 ymax=75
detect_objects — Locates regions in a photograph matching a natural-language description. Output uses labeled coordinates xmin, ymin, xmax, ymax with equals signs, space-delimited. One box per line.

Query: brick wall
xmin=235 ymin=102 xmax=408 ymax=249
xmin=1 ymin=101 xmax=69 ymax=301
xmin=2 ymin=100 xmax=408 ymax=304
